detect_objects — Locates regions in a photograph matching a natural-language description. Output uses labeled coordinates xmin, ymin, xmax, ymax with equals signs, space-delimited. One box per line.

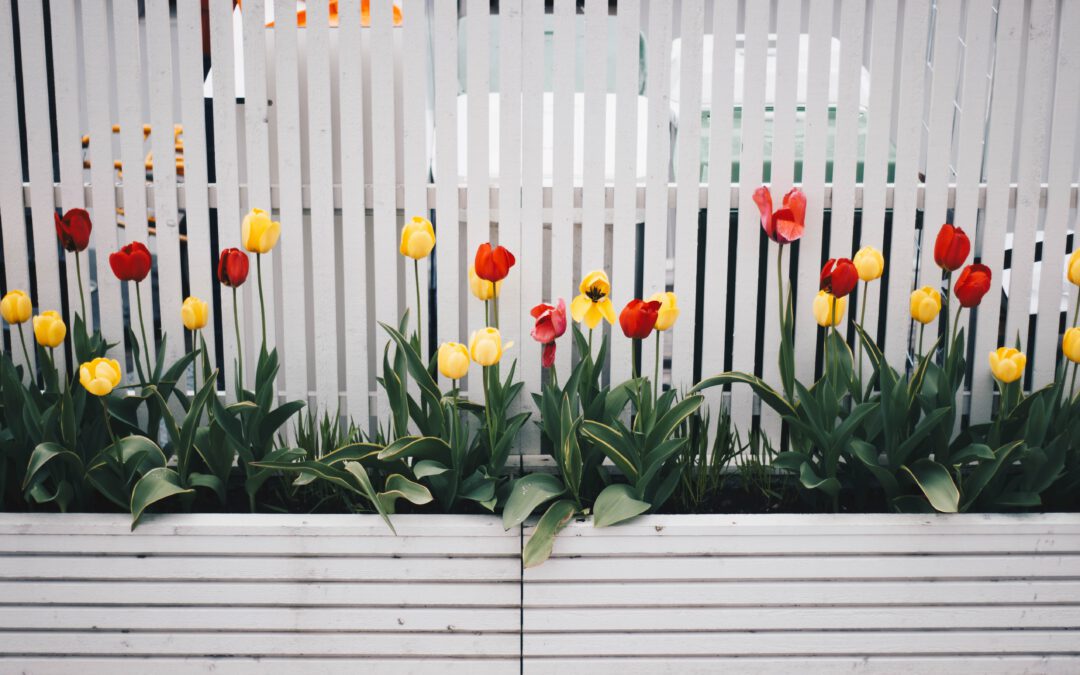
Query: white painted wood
xmin=402 ymin=0 xmax=431 ymax=359
xmin=551 ymin=0 xmax=576 ymax=378
xmin=670 ymin=0 xmax=704 ymax=393
xmin=433 ymin=0 xmax=461 ymax=376
xmin=272 ymin=0 xmax=309 ymax=404
xmin=1033 ymin=0 xmax=1080 ymax=385
xmin=466 ymin=0 xmax=491 ymax=385
xmin=521 ymin=657 xmax=1080 ymax=675
xmin=580 ymin=0 xmax=607 ymax=277
xmin=0 ymin=659 xmax=518 ymax=675
xmin=829 ymin=0 xmax=866 ymax=259
xmin=642 ymin=0 xmax=672 ymax=304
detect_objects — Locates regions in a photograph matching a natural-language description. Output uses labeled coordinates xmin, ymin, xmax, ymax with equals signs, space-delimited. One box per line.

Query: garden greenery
xmin=2 ymin=198 xmax=1078 ymax=565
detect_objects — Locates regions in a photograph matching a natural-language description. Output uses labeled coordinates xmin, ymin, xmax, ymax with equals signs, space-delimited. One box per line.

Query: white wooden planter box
xmin=523 ymin=514 xmax=1080 ymax=674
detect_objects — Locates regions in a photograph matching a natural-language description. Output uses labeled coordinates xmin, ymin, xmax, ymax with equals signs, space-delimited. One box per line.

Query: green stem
xmin=101 ymin=398 xmax=118 ymax=447
xmin=75 ymin=251 xmax=87 ymax=322
xmin=776 ymin=245 xmax=786 ymax=337
xmin=485 ymin=299 xmax=490 ymax=327
xmin=492 ymin=282 xmax=499 ymax=329
xmin=918 ymin=323 xmax=926 ymax=361
xmin=654 ymin=330 xmax=661 ymax=401
xmin=942 ymin=272 xmax=952 ymax=362
xmin=588 ymin=328 xmax=593 ymax=356
xmin=17 ymin=323 xmax=34 ymax=384
xmin=631 ymin=339 xmax=639 ymax=379
xmin=135 ymin=282 xmax=153 ymax=379
xmin=233 ymin=286 xmax=243 ymax=391
xmin=413 ymin=259 xmax=423 ymax=345
xmin=191 ymin=329 xmax=198 ymax=395
xmin=950 ymin=305 xmax=962 ymax=355
xmin=1070 ymin=362 xmax=1077 ymax=402
xmin=858 ymin=280 xmax=869 ymax=387
xmin=257 ymin=253 xmax=267 ymax=349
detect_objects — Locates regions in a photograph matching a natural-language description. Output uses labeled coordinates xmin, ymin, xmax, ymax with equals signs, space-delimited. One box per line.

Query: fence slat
xmin=642 ymin=0 xmax=671 ymax=305
xmin=1033 ymin=1 xmax=1080 ymax=386
xmin=670 ymin=0 xmax=704 ymax=392
xmin=403 ymin=0 xmax=430 ymax=359
xmin=829 ymin=0 xmax=865 ymax=261
xmin=580 ymin=0 xmax=607 ymax=277
xmin=466 ymin=0 xmax=491 ymax=398
xmin=339 ymin=0 xmax=370 ymax=425
xmin=145 ymin=0 xmax=185 ymax=375
xmin=551 ymin=0 xmax=576 ymax=378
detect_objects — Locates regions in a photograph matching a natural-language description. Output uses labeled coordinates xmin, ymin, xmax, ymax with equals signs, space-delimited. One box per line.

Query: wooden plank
xmin=670 ymin=0 xmax=704 ymax=392
xmin=550 ymin=0 xmax=576 ymax=377
xmin=466 ymin=0 xmax=491 ymax=386
xmin=433 ymin=0 xmax=461 ymax=372
xmin=0 ymin=659 xmax=519 ymax=675
xmin=523 ymin=656 xmax=1080 ymax=674
xmin=580 ymin=0 xmax=607 ymax=276
xmin=338 ymin=0 xmax=370 ymax=425
xmin=641 ymin=0 xmax=672 ymax=303
xmin=144 ymin=0 xmax=185 ymax=373
xmin=829 ymin=0 xmax=866 ymax=258
xmin=970 ymin=0 xmax=1024 ymax=422
xmin=1033 ymin=0 xmax=1080 ymax=385
xmin=175 ymin=0 xmax=217 ymax=374
xmin=402 ymin=0 xmax=430 ymax=358
xmin=610 ymin=0 xmax=642 ymax=386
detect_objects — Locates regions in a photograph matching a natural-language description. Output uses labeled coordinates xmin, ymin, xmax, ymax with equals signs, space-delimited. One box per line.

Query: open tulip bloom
xmin=530 ymin=299 xmax=567 ymax=371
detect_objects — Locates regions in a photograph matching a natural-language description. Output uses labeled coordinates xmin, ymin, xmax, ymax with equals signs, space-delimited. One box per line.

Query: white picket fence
xmin=2 ymin=0 xmax=1079 ymax=455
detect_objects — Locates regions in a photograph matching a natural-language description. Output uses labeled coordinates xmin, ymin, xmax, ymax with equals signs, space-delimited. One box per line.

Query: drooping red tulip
xmin=217 ymin=247 xmax=250 ymax=287
xmin=531 ymin=299 xmax=567 ymax=368
xmin=55 ymin=208 xmax=92 ymax=252
xmin=753 ymin=186 xmax=806 ymax=245
xmin=109 ymin=241 xmax=152 ymax=282
xmin=954 ymin=263 xmax=992 ymax=308
xmin=934 ymin=224 xmax=971 ymax=272
xmin=819 ymin=258 xmax=859 ymax=299
xmin=619 ymin=299 xmax=662 ymax=340
xmin=474 ymin=242 xmax=516 ymax=283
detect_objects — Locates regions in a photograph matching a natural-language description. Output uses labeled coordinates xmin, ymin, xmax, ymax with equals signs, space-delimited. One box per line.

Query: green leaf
xmin=413 ymin=459 xmax=450 ymax=478
xmin=848 ymin=440 xmax=899 ymax=498
xmin=592 ymin=483 xmax=651 ymax=528
xmin=691 ymin=372 xmax=797 ymax=418
xmin=502 ymin=474 xmax=566 ymax=530
xmin=960 ymin=440 xmax=1024 ymax=510
xmin=343 ymin=461 xmax=395 ymax=532
xmin=377 ymin=436 xmax=452 ymax=463
xmin=522 ymin=499 xmax=577 ymax=568
xmin=23 ymin=442 xmax=83 ymax=491
xmin=799 ymin=462 xmax=841 ymax=497
xmin=645 ymin=395 xmax=704 ymax=450
xmin=130 ymin=467 xmax=194 ymax=528
xmin=376 ymin=473 xmax=434 ymax=513
xmin=902 ymin=459 xmax=959 ymax=513
xmin=950 ymin=443 xmax=996 ymax=464
xmin=188 ymin=472 xmax=227 ymax=503
xmin=580 ymin=421 xmax=638 ymax=480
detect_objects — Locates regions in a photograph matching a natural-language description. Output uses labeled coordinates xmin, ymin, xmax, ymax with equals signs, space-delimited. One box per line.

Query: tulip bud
xmin=1068 ymin=250 xmax=1080 ymax=286
xmin=812 ymin=291 xmax=846 ymax=327
xmin=469 ymin=265 xmax=502 ymax=300
xmin=1063 ymin=328 xmax=1080 ymax=364
xmin=954 ymin=264 xmax=992 ymax=308
xmin=820 ymin=258 xmax=859 ymax=298
xmin=32 ymin=311 xmax=66 ymax=348
xmin=988 ymin=347 xmax=1025 ymax=384
xmin=619 ymin=299 xmax=662 ymax=340
xmin=109 ymin=241 xmax=152 ymax=282
xmin=241 ymin=208 xmax=281 ymax=254
xmin=0 ymin=289 xmax=32 ymax=324
xmin=469 ymin=327 xmax=512 ymax=367
xmin=853 ymin=246 xmax=885 ymax=282
xmin=217 ymin=248 xmax=250 ymax=287
xmin=182 ymin=296 xmax=210 ymax=331
xmin=80 ymin=357 xmax=122 ymax=397
xmin=399 ymin=216 xmax=436 ymax=260
xmin=934 ymin=224 xmax=970 ymax=272
xmin=910 ymin=287 xmax=942 ymax=324
xmin=649 ymin=292 xmax=680 ymax=331
xmin=438 ymin=342 xmax=470 ymax=380
xmin=474 ymin=243 xmax=516 ymax=283
xmin=54 ymin=208 xmax=93 ymax=252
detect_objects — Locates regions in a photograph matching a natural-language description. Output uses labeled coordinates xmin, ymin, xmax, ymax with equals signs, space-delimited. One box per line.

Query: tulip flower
xmin=218 ymin=247 xmax=250 ymax=387
xmin=33 ymin=311 xmax=66 ymax=349
xmin=753 ymin=186 xmax=806 ymax=245
xmin=910 ymin=287 xmax=942 ymax=325
xmin=954 ymin=264 xmax=992 ymax=308
xmin=812 ymin=290 xmax=846 ymax=327
xmin=111 ymin=241 xmax=154 ymax=376
xmin=619 ymin=299 xmax=661 ymax=341
xmin=469 ymin=265 xmax=502 ymax=301
xmin=988 ymin=347 xmax=1025 ymax=384
xmin=80 ymin=357 xmax=122 ymax=397
xmin=469 ymin=327 xmax=512 ymax=367
xmin=1 ymin=290 xmax=34 ymax=380
xmin=1068 ymin=249 xmax=1080 ymax=286
xmin=820 ymin=258 xmax=858 ymax=298
xmin=1062 ymin=327 xmax=1080 ymax=364
xmin=399 ymin=216 xmax=436 ymax=260
xmin=853 ymin=246 xmax=884 ymax=282
xmin=474 ymin=242 xmax=516 ymax=283
xmin=182 ymin=296 xmax=209 ymax=332
xmin=934 ymin=224 xmax=970 ymax=272
xmin=438 ymin=342 xmax=470 ymax=381
xmin=650 ymin=292 xmax=679 ymax=331
xmin=241 ymin=208 xmax=281 ymax=254
xmin=530 ymin=299 xmax=567 ymax=369
xmin=56 ymin=208 xmax=92 ymax=319
xmin=570 ymin=270 xmax=617 ymax=332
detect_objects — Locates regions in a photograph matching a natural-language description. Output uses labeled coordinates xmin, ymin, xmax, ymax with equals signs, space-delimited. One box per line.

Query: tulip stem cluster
xmin=74 ymin=251 xmax=87 ymax=322
xmin=100 ymin=398 xmax=118 ymax=447
xmin=135 ymin=283 xmax=153 ymax=379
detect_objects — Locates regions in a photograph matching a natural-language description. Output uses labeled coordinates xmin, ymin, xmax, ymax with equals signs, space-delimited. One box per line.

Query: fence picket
xmin=466 ymin=0 xmax=491 ymax=399
xmin=580 ymin=0 xmax=607 ymax=278
xmin=551 ymin=0 xmax=576 ymax=378
xmin=403 ymin=0 xmax=431 ymax=360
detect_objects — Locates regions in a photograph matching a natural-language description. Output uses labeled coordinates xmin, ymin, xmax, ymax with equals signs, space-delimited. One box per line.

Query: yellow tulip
xmin=910 ymin=286 xmax=942 ymax=324
xmin=988 ymin=347 xmax=1025 ymax=384
xmin=853 ymin=246 xmax=885 ymax=282
xmin=0 ymin=289 xmax=32 ymax=324
xmin=1063 ymin=328 xmax=1080 ymax=364
xmin=241 ymin=208 xmax=281 ymax=254
xmin=1068 ymin=249 xmax=1080 ymax=286
xmin=399 ymin=216 xmax=436 ymax=260
xmin=650 ymin=291 xmax=679 ymax=331
xmin=79 ymin=357 xmax=122 ymax=396
xmin=181 ymin=296 xmax=209 ymax=331
xmin=469 ymin=265 xmax=502 ymax=300
xmin=32 ymin=311 xmax=66 ymax=348
xmin=438 ymin=342 xmax=470 ymax=380
xmin=812 ymin=290 xmax=846 ymax=327
xmin=570 ymin=270 xmax=617 ymax=330
xmin=469 ymin=327 xmax=512 ymax=367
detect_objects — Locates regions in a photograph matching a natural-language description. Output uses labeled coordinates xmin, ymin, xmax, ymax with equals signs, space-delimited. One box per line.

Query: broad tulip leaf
xmin=413 ymin=459 xmax=450 ymax=478
xmin=320 ymin=442 xmax=385 ymax=466
xmin=849 ymin=440 xmax=899 ymax=498
xmin=949 ymin=443 xmax=995 ymax=464
xmin=592 ymin=483 xmax=651 ymax=528
xmin=902 ymin=459 xmax=959 ymax=513
xmin=960 ymin=441 xmax=1024 ymax=510
xmin=377 ymin=436 xmax=452 ymax=463
xmin=798 ymin=462 xmax=841 ymax=497
xmin=502 ymin=474 xmax=566 ymax=530
xmin=376 ymin=473 xmax=434 ymax=514
xmin=581 ymin=421 xmax=638 ymax=480
xmin=523 ymin=499 xmax=577 ymax=568
xmin=23 ymin=442 xmax=83 ymax=490
xmin=130 ymin=467 xmax=194 ymax=528
xmin=690 ymin=372 xmax=796 ymax=419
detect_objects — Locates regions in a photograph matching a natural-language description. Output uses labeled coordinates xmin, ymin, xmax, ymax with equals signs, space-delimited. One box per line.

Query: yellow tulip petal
xmin=570 ymin=294 xmax=591 ymax=322
xmin=597 ymin=298 xmax=616 ymax=325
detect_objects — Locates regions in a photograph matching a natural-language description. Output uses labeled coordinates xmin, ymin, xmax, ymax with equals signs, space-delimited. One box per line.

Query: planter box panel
xmin=523 ymin=656 xmax=1080 ymax=674
xmin=0 ymin=657 xmax=515 ymax=674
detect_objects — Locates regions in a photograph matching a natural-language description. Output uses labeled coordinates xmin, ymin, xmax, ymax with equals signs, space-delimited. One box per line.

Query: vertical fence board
xmin=642 ymin=0 xmax=671 ymax=303
xmin=551 ymin=0 xmax=576 ymax=378
xmin=580 ymin=0 xmax=607 ymax=277
xmin=466 ymin=0 xmax=491 ymax=398
xmin=671 ymin=0 xmax=704 ymax=392
xmin=829 ymin=0 xmax=866 ymax=261
xmin=402 ymin=0 xmax=430 ymax=358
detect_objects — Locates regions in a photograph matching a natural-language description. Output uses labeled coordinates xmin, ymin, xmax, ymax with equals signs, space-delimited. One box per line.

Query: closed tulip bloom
xmin=1063 ymin=328 xmax=1080 ymax=364
xmin=988 ymin=347 xmax=1025 ymax=384
xmin=0 ymin=289 xmax=32 ymax=324
xmin=570 ymin=270 xmax=617 ymax=329
xmin=469 ymin=327 xmax=512 ymax=367
xmin=531 ymin=300 xmax=567 ymax=368
xmin=437 ymin=342 xmax=470 ymax=380
xmin=820 ymin=258 xmax=859 ymax=298
xmin=54 ymin=208 xmax=92 ymax=252
xmin=853 ymin=246 xmax=885 ymax=282
xmin=619 ymin=299 xmax=662 ymax=340
xmin=181 ymin=296 xmax=209 ymax=331
xmin=241 ymin=208 xmax=281 ymax=254
xmin=80 ymin=357 xmax=122 ymax=396
xmin=910 ymin=286 xmax=942 ymax=324
xmin=753 ymin=186 xmax=806 ymax=245
xmin=469 ymin=265 xmax=502 ymax=300
xmin=1068 ymin=249 xmax=1080 ymax=286
xmin=399 ymin=216 xmax=436 ymax=260
xmin=649 ymin=292 xmax=679 ymax=331
xmin=934 ymin=224 xmax=970 ymax=272
xmin=954 ymin=264 xmax=992 ymax=308
xmin=474 ymin=243 xmax=516 ymax=283
xmin=32 ymin=311 xmax=66 ymax=348
xmin=217 ymin=248 xmax=250 ymax=287
xmin=109 ymin=241 xmax=152 ymax=282
xmin=813 ymin=290 xmax=846 ymax=327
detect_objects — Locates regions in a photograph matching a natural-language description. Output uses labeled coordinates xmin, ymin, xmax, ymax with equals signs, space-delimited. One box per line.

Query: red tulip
xmin=954 ymin=263 xmax=992 ymax=308
xmin=934 ymin=224 xmax=970 ymax=272
xmin=619 ymin=298 xmax=662 ymax=340
xmin=109 ymin=241 xmax=152 ymax=282
xmin=820 ymin=258 xmax=859 ymax=298
xmin=55 ymin=208 xmax=92 ymax=252
xmin=474 ymin=243 xmax=516 ymax=283
xmin=531 ymin=299 xmax=567 ymax=368
xmin=753 ymin=186 xmax=806 ymax=245
xmin=217 ymin=247 xmax=250 ymax=287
